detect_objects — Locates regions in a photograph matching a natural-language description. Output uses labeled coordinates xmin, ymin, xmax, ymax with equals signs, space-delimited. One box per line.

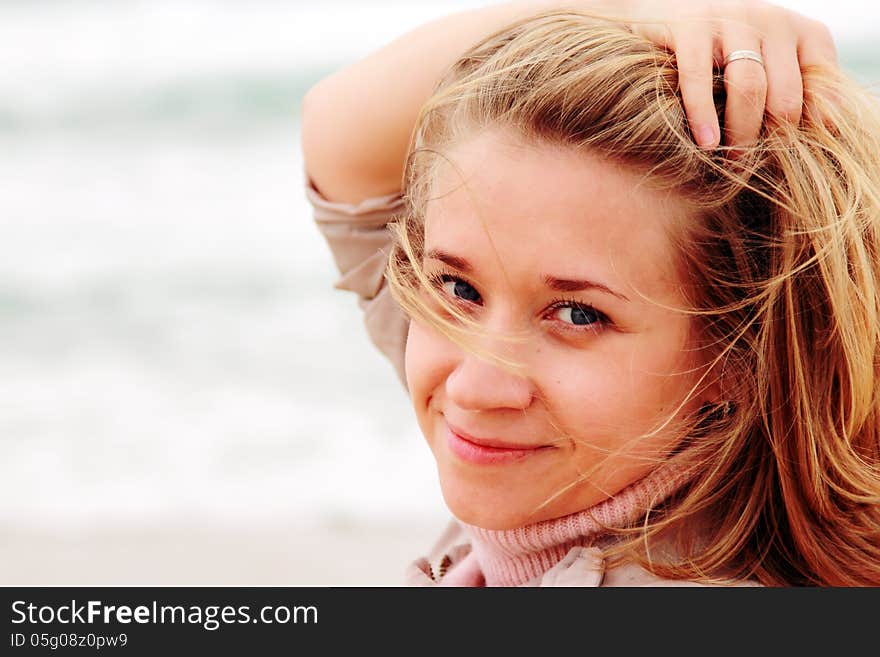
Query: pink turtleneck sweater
xmin=434 ymin=463 xmax=688 ymax=587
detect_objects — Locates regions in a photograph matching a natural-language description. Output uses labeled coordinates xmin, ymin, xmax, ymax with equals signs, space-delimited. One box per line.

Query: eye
xmin=547 ymin=299 xmax=608 ymax=330
xmin=438 ymin=274 xmax=482 ymax=304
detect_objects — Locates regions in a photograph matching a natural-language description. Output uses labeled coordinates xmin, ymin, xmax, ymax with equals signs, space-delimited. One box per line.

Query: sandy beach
xmin=0 ymin=517 xmax=451 ymax=587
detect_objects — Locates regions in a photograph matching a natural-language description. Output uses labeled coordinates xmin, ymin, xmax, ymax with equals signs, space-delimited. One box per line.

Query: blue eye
xmin=431 ymin=272 xmax=610 ymax=335
xmin=440 ymin=275 xmax=481 ymax=303
xmin=553 ymin=304 xmax=601 ymax=326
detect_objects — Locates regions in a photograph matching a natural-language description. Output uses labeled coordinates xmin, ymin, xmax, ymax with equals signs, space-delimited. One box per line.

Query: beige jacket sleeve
xmin=305 ymin=175 xmax=410 ymax=388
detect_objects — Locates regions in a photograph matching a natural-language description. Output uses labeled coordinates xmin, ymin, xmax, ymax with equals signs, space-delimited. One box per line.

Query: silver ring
xmin=723 ymin=49 xmax=765 ymax=69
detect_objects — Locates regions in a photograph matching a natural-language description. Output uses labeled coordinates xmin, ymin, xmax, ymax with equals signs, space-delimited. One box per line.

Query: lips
xmin=446 ymin=422 xmax=543 ymax=450
xmin=444 ymin=420 xmax=554 ymax=466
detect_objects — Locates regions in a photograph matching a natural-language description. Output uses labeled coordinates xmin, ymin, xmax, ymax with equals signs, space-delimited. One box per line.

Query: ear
xmin=702 ymin=385 xmax=724 ymax=411
xmin=696 ymin=358 xmax=735 ymax=420
xmin=698 ymin=371 xmax=736 ymax=422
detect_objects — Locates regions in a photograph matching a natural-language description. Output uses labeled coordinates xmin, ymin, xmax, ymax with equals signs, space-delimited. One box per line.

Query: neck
xmin=459 ymin=463 xmax=688 ymax=586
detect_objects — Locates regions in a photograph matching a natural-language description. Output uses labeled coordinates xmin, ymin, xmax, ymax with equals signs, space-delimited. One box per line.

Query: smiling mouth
xmin=444 ymin=422 xmax=554 ymax=466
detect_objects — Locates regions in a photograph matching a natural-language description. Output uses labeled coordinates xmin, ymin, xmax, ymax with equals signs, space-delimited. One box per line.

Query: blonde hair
xmin=385 ymin=10 xmax=880 ymax=586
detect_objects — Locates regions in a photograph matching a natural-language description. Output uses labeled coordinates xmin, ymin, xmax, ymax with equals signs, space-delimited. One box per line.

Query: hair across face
xmin=404 ymin=126 xmax=713 ymax=530
xmin=386 ymin=10 xmax=880 ymax=585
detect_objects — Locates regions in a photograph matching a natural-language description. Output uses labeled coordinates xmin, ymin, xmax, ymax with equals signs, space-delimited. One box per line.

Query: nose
xmin=445 ymin=349 xmax=534 ymax=412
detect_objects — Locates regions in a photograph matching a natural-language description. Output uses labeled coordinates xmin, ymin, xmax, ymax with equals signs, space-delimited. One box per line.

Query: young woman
xmin=301 ymin=1 xmax=880 ymax=586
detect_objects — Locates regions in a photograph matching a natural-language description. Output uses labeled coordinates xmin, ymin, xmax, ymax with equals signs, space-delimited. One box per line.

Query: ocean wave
xmin=0 ymin=70 xmax=333 ymax=135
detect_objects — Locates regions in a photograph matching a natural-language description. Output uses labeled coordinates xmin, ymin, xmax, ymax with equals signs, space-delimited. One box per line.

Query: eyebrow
xmin=425 ymin=248 xmax=631 ymax=303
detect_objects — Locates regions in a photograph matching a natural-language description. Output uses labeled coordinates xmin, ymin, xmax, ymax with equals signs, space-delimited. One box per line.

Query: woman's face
xmin=405 ymin=127 xmax=712 ymax=530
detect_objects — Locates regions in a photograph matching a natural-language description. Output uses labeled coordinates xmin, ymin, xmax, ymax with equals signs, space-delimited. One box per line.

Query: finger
xmin=668 ymin=19 xmax=720 ymax=149
xmin=627 ymin=18 xmax=673 ymax=51
xmin=720 ymin=19 xmax=768 ymax=149
xmin=796 ymin=17 xmax=839 ymax=69
xmin=761 ymin=24 xmax=803 ymax=126
xmin=795 ymin=17 xmax=841 ymax=126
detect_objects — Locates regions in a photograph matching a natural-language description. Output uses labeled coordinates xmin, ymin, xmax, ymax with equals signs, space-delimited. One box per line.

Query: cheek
xmin=536 ymin=341 xmax=696 ymax=440
xmin=404 ymin=320 xmax=454 ymax=408
xmin=535 ymin=355 xmax=632 ymax=441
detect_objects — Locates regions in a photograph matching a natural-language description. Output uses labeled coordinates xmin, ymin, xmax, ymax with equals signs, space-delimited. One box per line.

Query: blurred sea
xmin=0 ymin=0 xmax=877 ymax=581
xmin=0 ymin=0 xmax=471 ymax=536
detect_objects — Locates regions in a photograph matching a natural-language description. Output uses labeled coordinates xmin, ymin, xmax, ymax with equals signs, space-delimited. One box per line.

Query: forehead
xmin=424 ymin=128 xmax=692 ymax=302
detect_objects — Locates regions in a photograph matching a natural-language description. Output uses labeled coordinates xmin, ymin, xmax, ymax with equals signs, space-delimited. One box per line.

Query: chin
xmin=437 ymin=476 xmax=550 ymax=531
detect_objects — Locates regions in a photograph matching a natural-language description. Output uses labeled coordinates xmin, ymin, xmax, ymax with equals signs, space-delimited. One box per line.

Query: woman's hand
xmin=302 ymin=0 xmax=841 ymax=205
xmin=618 ymin=0 xmax=839 ymax=149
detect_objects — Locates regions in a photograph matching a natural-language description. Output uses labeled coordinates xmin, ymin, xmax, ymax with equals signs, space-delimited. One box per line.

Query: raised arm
xmin=300 ymin=0 xmax=569 ymax=204
xmin=300 ymin=0 xmax=838 ymax=205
